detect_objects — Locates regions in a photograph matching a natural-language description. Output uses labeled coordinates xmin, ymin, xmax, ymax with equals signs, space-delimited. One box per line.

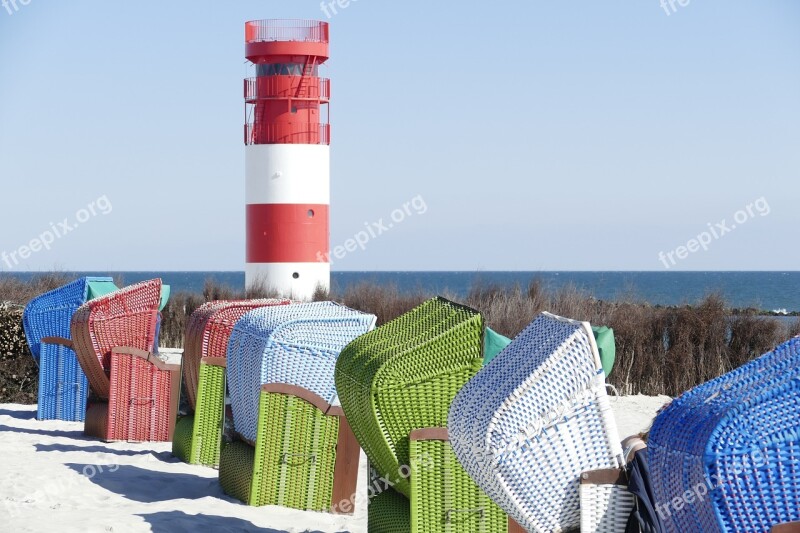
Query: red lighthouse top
xmin=244 ymin=19 xmax=331 ymax=145
xmin=245 ymin=20 xmax=329 ymax=64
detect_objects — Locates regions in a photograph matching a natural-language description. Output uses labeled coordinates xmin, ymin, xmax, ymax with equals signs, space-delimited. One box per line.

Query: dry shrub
xmin=0 ymin=306 xmax=37 ymax=403
xmin=0 ymin=276 xmax=797 ymax=403
xmin=136 ymin=280 xmax=800 ymax=396
xmin=729 ymin=315 xmax=782 ymax=370
xmin=606 ymin=303 xmax=669 ymax=396
xmin=0 ymin=273 xmax=70 ymax=306
xmin=0 ymin=274 xmax=72 ymax=404
xmin=327 ymin=283 xmax=427 ymax=327
xmin=158 ymin=291 xmax=205 ymax=349
xmin=788 ymin=319 xmax=800 ymax=339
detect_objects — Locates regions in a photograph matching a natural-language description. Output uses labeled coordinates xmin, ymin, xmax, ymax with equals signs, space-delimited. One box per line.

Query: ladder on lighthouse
xmin=294 ymin=56 xmax=317 ymax=99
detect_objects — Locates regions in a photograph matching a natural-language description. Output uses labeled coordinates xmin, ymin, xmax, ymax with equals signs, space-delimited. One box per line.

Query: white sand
xmin=0 ymin=394 xmax=669 ymax=532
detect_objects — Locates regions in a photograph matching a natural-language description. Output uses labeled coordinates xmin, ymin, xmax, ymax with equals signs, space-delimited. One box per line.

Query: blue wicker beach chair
xmin=448 ymin=312 xmax=624 ymax=532
xmin=219 ymin=301 xmax=376 ymax=511
xmin=647 ymin=336 xmax=800 ymax=533
xmin=22 ymin=277 xmax=117 ymax=421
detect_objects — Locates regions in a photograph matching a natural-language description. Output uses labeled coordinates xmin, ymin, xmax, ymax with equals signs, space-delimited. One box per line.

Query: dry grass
xmin=1 ymin=275 xmax=798 ymax=403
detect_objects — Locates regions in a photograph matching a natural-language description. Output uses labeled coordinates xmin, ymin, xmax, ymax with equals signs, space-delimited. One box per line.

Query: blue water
xmin=3 ymin=271 xmax=799 ymax=313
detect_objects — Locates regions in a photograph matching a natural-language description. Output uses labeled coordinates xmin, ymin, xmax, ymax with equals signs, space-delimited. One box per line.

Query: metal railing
xmin=245 ymin=20 xmax=329 ymax=43
xmin=244 ymin=77 xmax=330 ymax=102
xmin=245 ymin=122 xmax=330 ymax=145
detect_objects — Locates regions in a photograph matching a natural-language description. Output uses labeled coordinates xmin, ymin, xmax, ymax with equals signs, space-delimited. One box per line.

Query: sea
xmin=3 ymin=271 xmax=800 ymax=314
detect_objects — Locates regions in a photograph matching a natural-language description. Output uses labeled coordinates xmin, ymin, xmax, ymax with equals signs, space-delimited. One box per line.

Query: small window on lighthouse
xmin=292 ymin=272 xmax=300 ymax=279
xmin=307 ymin=209 xmax=315 ymax=218
xmin=291 ymin=106 xmax=298 ymax=114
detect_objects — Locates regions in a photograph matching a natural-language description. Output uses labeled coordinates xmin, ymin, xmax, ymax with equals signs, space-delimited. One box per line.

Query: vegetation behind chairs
xmin=1 ymin=275 xmax=799 ymax=403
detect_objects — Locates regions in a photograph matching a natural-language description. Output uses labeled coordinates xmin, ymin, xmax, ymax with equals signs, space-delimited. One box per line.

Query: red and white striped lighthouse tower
xmin=244 ymin=20 xmax=331 ymax=299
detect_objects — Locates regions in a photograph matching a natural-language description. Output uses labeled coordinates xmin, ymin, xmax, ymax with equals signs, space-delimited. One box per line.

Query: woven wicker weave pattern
xmin=218 ymin=440 xmax=256 ymax=504
xmin=23 ymin=277 xmax=113 ymax=361
xmin=648 ymin=336 xmax=800 ymax=533
xmin=107 ymin=350 xmax=175 ymax=441
xmin=227 ymin=301 xmax=377 ymax=445
xmin=335 ymin=297 xmax=485 ymax=498
xmin=448 ymin=312 xmax=623 ymax=532
xmin=37 ymin=341 xmax=89 ymax=422
xmin=71 ymin=279 xmax=162 ymax=399
xmin=182 ymin=299 xmax=291 ymax=410
xmin=410 ymin=436 xmax=507 ymax=533
xmin=579 ymin=472 xmax=636 ymax=533
xmin=368 ymin=486 xmax=412 ymax=533
xmin=251 ymin=390 xmax=339 ymax=509
xmin=196 ymin=362 xmax=227 ymax=464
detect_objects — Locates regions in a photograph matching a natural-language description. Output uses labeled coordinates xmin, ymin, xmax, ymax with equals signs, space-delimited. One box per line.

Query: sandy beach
xmin=0 ymin=394 xmax=669 ymax=533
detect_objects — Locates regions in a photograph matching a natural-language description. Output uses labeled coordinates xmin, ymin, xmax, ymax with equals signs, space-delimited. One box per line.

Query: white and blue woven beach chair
xmin=448 ymin=312 xmax=624 ymax=532
xmin=226 ymin=301 xmax=377 ymax=444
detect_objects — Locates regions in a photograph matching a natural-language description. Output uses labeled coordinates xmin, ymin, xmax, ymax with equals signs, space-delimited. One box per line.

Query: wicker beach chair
xmin=172 ymin=299 xmax=291 ymax=466
xmin=335 ymin=297 xmax=521 ymax=532
xmin=448 ymin=312 xmax=624 ymax=532
xmin=368 ymin=486 xmax=412 ymax=533
xmin=335 ymin=297 xmax=485 ymax=498
xmin=410 ymin=428 xmax=520 ymax=532
xmin=579 ymin=436 xmax=647 ymax=533
xmin=70 ymin=278 xmax=179 ymax=442
xmin=22 ymin=276 xmax=118 ymax=421
xmin=218 ymin=301 xmax=376 ymax=511
xmin=647 ymin=336 xmax=800 ymax=533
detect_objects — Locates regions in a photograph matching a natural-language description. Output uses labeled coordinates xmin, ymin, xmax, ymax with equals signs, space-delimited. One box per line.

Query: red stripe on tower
xmin=246 ymin=204 xmax=330 ymax=263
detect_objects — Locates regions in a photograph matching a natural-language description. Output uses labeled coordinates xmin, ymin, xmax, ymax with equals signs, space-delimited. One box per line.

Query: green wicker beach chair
xmin=335 ymin=297 xmax=485 ymax=498
xmin=218 ymin=384 xmax=360 ymax=512
xmin=410 ymin=428 xmax=510 ymax=532
xmin=364 ymin=433 xmax=525 ymax=533
xmin=335 ymin=297 xmax=519 ymax=532
xmin=172 ymin=356 xmax=228 ymax=466
xmin=368 ymin=486 xmax=411 ymax=533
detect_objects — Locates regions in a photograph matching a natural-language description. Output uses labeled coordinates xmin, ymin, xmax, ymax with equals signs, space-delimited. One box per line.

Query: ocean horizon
xmin=2 ymin=271 xmax=799 ymax=313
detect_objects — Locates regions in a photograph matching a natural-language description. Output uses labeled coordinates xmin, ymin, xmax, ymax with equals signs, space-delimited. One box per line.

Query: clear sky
xmin=0 ymin=1 xmax=798 ymax=272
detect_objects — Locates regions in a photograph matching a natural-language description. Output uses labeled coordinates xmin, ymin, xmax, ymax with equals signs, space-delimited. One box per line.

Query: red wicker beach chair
xmin=173 ymin=299 xmax=291 ymax=466
xmin=70 ymin=278 xmax=178 ymax=442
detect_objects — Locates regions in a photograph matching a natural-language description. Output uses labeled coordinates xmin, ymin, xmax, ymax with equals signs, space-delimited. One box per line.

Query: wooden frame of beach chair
xmin=172 ymin=299 xmax=291 ymax=466
xmin=770 ymin=520 xmax=800 ymax=532
xmin=71 ymin=279 xmax=178 ymax=442
xmin=219 ymin=383 xmax=360 ymax=513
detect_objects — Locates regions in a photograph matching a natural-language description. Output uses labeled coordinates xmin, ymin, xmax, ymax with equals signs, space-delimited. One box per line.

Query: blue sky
xmin=0 ymin=1 xmax=798 ymax=272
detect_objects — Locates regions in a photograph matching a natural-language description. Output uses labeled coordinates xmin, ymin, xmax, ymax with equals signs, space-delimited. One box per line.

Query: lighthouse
xmin=244 ymin=20 xmax=331 ymax=300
